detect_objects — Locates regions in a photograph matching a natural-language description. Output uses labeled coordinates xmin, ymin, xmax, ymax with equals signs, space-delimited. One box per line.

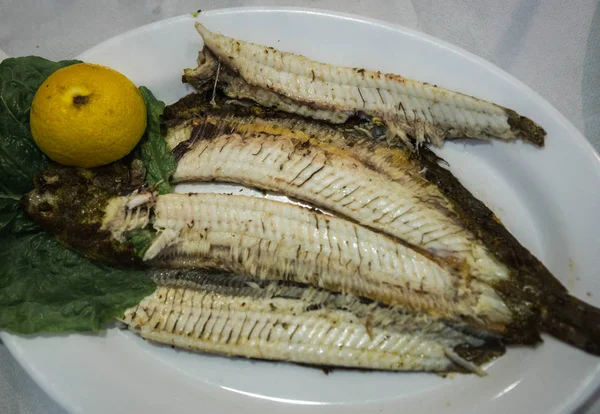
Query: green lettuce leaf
xmin=138 ymin=86 xmax=176 ymax=194
xmin=0 ymin=56 xmax=81 ymax=196
xmin=0 ymin=56 xmax=156 ymax=333
xmin=0 ymin=206 xmax=153 ymax=333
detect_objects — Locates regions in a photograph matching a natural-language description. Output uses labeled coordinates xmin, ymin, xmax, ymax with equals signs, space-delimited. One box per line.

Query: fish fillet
xmin=103 ymin=192 xmax=511 ymax=327
xmin=121 ymin=269 xmax=502 ymax=374
xmin=167 ymin=111 xmax=508 ymax=284
xmin=183 ymin=22 xmax=546 ymax=148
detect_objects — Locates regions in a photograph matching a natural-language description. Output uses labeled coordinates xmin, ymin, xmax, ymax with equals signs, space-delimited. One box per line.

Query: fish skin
xmin=103 ymin=192 xmax=511 ymax=327
xmin=184 ymin=23 xmax=546 ymax=148
xmin=121 ymin=269 xmax=502 ymax=374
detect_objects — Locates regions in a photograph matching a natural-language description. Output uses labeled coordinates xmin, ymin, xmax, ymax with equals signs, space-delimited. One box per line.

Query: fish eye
xmin=37 ymin=201 xmax=53 ymax=213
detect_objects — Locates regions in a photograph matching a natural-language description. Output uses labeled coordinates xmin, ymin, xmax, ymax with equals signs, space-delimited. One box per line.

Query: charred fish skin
xmin=184 ymin=22 xmax=546 ymax=148
xmin=417 ymin=148 xmax=600 ymax=354
xmin=103 ymin=192 xmax=512 ymax=329
xmin=121 ymin=269 xmax=503 ymax=374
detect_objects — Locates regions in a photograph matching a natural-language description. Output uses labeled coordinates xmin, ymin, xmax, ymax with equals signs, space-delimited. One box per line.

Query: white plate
xmin=3 ymin=7 xmax=600 ymax=414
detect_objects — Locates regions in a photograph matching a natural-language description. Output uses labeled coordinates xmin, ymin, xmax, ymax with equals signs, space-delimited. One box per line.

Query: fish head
xmin=22 ymin=161 xmax=142 ymax=265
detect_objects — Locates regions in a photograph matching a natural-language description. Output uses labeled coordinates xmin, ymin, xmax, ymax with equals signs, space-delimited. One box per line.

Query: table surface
xmin=1 ymin=1 xmax=599 ymax=413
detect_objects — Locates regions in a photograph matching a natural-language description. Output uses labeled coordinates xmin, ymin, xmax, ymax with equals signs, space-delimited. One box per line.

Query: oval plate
xmin=2 ymin=7 xmax=600 ymax=414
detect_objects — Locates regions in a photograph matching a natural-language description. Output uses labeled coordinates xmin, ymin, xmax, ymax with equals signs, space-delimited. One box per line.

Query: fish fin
xmin=542 ymin=293 xmax=600 ymax=355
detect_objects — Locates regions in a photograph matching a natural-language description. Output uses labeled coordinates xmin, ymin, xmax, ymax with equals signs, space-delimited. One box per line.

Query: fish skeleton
xmin=182 ymin=22 xmax=546 ymax=148
xmin=121 ymin=269 xmax=503 ymax=374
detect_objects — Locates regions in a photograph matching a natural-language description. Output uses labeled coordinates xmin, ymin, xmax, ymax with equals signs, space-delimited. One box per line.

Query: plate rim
xmin=3 ymin=6 xmax=600 ymax=414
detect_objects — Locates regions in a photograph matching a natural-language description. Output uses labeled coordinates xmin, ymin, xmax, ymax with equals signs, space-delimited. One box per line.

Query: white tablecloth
xmin=1 ymin=1 xmax=599 ymax=413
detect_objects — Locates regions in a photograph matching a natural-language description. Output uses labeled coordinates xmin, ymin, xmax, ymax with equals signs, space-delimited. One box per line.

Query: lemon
xmin=30 ymin=63 xmax=147 ymax=168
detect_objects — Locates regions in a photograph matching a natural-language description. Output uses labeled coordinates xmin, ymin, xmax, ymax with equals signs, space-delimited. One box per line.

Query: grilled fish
xmin=183 ymin=22 xmax=546 ymax=148
xmin=23 ymin=93 xmax=600 ymax=357
xmin=161 ymin=93 xmax=600 ymax=350
xmin=24 ymin=169 xmax=504 ymax=374
xmin=121 ymin=269 xmax=503 ymax=374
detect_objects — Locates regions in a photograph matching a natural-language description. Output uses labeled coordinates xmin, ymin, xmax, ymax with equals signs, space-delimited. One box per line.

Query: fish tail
xmin=505 ymin=108 xmax=546 ymax=146
xmin=542 ymin=293 xmax=600 ymax=355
